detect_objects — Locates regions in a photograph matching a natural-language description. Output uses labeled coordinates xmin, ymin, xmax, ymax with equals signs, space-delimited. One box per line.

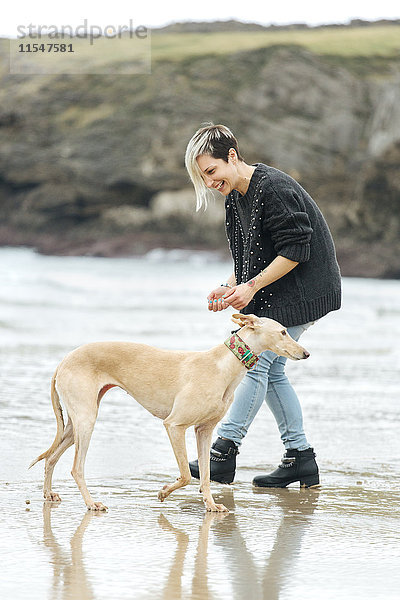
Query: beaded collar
xmin=224 ymin=332 xmax=259 ymax=370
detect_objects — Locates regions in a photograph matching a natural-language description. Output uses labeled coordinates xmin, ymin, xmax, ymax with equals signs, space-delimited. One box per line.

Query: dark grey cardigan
xmin=225 ymin=163 xmax=341 ymax=327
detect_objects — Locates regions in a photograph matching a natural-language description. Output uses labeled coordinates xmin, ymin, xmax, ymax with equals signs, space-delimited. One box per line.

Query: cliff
xmin=0 ymin=22 xmax=399 ymax=277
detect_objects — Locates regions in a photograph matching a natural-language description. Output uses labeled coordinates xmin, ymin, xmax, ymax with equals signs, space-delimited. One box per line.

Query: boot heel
xmin=300 ymin=474 xmax=320 ymax=488
xmin=215 ymin=471 xmax=235 ymax=484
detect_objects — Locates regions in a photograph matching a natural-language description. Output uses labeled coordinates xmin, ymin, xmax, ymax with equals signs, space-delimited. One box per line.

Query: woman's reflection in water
xmin=211 ymin=488 xmax=320 ymax=600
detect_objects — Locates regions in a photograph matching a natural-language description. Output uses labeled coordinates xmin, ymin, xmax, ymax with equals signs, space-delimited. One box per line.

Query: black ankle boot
xmin=252 ymin=448 xmax=319 ymax=488
xmin=189 ymin=437 xmax=239 ymax=484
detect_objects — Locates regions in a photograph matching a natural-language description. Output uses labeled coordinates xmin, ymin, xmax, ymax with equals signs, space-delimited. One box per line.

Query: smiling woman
xmin=184 ymin=122 xmax=342 ymax=489
xmin=185 ymin=123 xmax=248 ymax=209
xmin=196 ymin=151 xmax=256 ymax=198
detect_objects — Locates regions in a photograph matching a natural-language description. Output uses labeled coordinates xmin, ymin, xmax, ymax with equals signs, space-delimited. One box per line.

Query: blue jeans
xmin=217 ymin=323 xmax=313 ymax=450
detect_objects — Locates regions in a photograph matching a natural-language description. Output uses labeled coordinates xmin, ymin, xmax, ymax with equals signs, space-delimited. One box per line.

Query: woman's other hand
xmin=221 ymin=283 xmax=256 ymax=310
xmin=207 ymin=286 xmax=230 ymax=312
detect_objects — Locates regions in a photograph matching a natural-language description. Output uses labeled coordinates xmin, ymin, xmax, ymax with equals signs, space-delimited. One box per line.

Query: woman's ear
xmin=228 ymin=148 xmax=237 ymax=162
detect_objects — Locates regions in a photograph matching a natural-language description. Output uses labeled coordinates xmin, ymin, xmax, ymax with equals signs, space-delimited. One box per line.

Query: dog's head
xmin=231 ymin=313 xmax=310 ymax=361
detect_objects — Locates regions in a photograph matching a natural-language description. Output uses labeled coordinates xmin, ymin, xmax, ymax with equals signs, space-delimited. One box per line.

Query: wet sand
xmin=2 ymin=476 xmax=400 ymax=600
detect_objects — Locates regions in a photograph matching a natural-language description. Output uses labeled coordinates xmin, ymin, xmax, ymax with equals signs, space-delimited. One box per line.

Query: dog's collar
xmin=224 ymin=332 xmax=259 ymax=370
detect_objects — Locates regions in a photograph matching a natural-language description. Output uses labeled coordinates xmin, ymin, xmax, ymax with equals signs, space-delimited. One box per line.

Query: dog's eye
xmin=281 ymin=330 xmax=286 ymax=336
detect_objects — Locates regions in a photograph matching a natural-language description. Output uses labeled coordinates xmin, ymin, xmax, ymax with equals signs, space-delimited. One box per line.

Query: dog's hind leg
xmin=195 ymin=421 xmax=229 ymax=513
xmin=43 ymin=418 xmax=74 ymax=503
xmin=70 ymin=415 xmax=108 ymax=512
xmin=158 ymin=422 xmax=191 ymax=503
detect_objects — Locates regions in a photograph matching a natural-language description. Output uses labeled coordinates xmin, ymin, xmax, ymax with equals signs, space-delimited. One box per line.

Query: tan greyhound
xmin=30 ymin=313 xmax=310 ymax=513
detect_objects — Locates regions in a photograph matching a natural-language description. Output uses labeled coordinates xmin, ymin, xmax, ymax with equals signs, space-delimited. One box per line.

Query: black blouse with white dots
xmin=225 ymin=163 xmax=341 ymax=328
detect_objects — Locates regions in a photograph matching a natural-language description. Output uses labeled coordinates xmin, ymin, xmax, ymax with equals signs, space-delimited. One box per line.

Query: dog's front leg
xmin=195 ymin=422 xmax=229 ymax=513
xmin=158 ymin=422 xmax=191 ymax=503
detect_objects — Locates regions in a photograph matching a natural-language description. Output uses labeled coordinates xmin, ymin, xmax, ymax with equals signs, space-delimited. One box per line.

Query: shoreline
xmin=0 ymin=227 xmax=228 ymax=259
xmin=1 ymin=229 xmax=398 ymax=279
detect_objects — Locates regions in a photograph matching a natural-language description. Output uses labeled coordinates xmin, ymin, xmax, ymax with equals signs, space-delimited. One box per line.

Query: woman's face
xmin=196 ymin=153 xmax=238 ymax=195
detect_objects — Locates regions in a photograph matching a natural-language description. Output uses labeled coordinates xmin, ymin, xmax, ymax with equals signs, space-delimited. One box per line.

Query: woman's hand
xmin=207 ymin=286 xmax=230 ymax=312
xmin=221 ymin=282 xmax=256 ymax=310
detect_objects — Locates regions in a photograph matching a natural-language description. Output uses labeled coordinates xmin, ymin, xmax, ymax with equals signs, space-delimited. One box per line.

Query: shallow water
xmin=1 ymin=247 xmax=400 ymax=599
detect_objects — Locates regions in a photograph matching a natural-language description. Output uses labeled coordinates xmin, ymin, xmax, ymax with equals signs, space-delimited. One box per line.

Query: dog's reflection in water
xmin=42 ymin=503 xmax=99 ymax=600
xmin=159 ymin=487 xmax=320 ymax=600
xmin=39 ymin=487 xmax=319 ymax=600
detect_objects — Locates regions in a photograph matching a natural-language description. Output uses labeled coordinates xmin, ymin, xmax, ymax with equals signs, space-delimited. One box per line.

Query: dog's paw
xmin=44 ymin=491 xmax=62 ymax=502
xmin=158 ymin=488 xmax=168 ymax=502
xmin=205 ymin=502 xmax=229 ymax=513
xmin=88 ymin=502 xmax=108 ymax=511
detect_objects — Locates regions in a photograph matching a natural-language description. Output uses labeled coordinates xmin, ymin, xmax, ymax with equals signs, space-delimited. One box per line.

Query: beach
xmin=1 ymin=247 xmax=399 ymax=599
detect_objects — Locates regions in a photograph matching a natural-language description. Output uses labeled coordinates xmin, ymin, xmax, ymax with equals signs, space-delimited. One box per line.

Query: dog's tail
xmin=29 ymin=370 xmax=65 ymax=469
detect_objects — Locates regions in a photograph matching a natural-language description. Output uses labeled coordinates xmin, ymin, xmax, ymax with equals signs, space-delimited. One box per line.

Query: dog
xmin=30 ymin=313 xmax=310 ymax=513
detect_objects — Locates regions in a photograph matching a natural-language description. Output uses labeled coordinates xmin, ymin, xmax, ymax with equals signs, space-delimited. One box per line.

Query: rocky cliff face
xmin=0 ymin=39 xmax=399 ymax=276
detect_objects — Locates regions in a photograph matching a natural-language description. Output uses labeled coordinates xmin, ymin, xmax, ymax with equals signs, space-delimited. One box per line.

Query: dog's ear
xmin=231 ymin=313 xmax=261 ymax=329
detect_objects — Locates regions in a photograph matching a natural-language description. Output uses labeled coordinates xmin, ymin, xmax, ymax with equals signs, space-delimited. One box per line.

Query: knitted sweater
xmin=225 ymin=163 xmax=341 ymax=327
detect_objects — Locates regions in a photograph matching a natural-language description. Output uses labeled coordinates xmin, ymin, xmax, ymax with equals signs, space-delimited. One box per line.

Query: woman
xmin=185 ymin=123 xmax=341 ymax=487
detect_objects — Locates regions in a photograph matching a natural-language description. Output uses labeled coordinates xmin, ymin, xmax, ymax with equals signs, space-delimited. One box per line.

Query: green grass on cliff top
xmin=2 ymin=24 xmax=399 ymax=76
xmin=151 ymin=25 xmax=400 ymax=61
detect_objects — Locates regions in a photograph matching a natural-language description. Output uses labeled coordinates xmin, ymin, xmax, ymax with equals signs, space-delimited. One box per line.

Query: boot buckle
xmin=210 ymin=446 xmax=239 ymax=461
xmin=210 ymin=448 xmax=230 ymax=462
xmin=210 ymin=448 xmax=223 ymax=458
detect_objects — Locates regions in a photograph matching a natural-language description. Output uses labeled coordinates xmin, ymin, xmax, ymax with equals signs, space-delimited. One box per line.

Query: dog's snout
xmin=303 ymin=350 xmax=310 ymax=359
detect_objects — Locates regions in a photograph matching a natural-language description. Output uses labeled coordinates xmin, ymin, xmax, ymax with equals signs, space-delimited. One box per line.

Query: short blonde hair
xmin=185 ymin=123 xmax=243 ymax=210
